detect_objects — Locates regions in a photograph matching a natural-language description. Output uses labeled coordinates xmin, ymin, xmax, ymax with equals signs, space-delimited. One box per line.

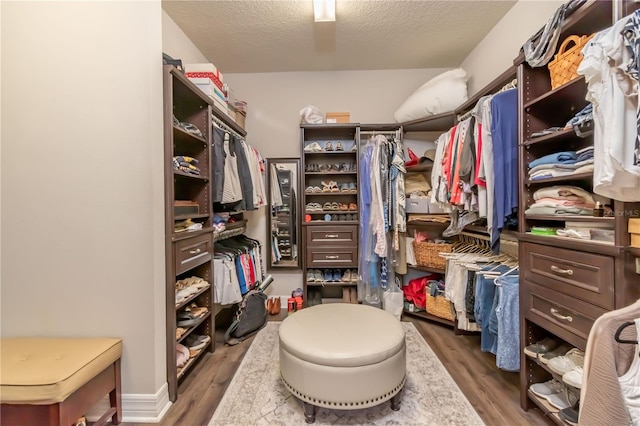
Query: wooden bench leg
xmin=109 ymin=359 xmax=122 ymax=425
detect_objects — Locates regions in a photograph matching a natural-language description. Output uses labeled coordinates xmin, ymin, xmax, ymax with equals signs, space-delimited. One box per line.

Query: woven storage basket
xmin=413 ymin=241 xmax=452 ymax=270
xmin=548 ymin=34 xmax=594 ymax=90
xmin=425 ymin=291 xmax=455 ymax=321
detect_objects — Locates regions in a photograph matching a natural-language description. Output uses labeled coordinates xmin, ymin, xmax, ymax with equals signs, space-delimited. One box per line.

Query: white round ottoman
xmin=279 ymin=303 xmax=406 ymax=423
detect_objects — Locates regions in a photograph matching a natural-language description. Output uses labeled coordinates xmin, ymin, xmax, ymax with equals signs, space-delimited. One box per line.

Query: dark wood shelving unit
xmin=516 ymin=4 xmax=640 ymax=410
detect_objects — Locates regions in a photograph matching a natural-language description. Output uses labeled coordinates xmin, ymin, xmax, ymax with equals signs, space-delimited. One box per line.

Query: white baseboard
xmin=86 ymin=382 xmax=172 ymax=423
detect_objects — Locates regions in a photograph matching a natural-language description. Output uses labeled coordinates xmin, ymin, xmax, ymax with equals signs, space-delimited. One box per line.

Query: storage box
xmin=326 ymin=112 xmax=350 ymax=124
xmin=236 ymin=112 xmax=246 ymax=129
xmin=406 ymin=198 xmax=429 ymax=214
xmin=185 ymin=63 xmax=224 ymax=89
xmin=630 ymin=218 xmax=640 ymax=248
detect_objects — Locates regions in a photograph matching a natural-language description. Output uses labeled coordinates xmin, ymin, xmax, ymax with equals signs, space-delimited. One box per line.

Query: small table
xmin=279 ymin=303 xmax=406 ymax=423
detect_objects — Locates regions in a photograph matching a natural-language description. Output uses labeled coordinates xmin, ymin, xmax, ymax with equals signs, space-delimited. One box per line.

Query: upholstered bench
xmin=279 ymin=303 xmax=406 ymax=423
xmin=0 ymin=337 xmax=123 ymax=426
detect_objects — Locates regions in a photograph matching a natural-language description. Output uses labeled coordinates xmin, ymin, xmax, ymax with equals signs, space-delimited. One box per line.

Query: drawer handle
xmin=325 ymin=234 xmax=339 ymax=238
xmin=550 ymin=265 xmax=574 ymax=276
xmin=189 ymin=248 xmax=202 ymax=255
xmin=325 ymin=255 xmax=339 ymax=259
xmin=550 ymin=308 xmax=573 ymax=322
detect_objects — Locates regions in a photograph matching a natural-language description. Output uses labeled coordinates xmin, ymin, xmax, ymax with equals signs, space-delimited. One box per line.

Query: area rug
xmin=208 ymin=322 xmax=484 ymax=426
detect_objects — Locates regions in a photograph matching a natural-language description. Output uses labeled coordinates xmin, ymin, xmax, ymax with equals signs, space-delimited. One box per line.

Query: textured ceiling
xmin=162 ymin=0 xmax=517 ymax=73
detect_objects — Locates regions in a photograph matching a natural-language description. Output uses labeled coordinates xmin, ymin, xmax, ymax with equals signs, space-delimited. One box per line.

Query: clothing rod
xmin=211 ymin=115 xmax=244 ymax=140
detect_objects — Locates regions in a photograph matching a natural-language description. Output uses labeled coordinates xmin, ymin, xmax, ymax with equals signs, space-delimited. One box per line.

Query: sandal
xmin=322 ymin=202 xmax=333 ymax=211
xmin=349 ymin=202 xmax=357 ymax=211
xmin=330 ymin=181 xmax=339 ymax=192
xmin=336 ymin=142 xmax=344 ymax=151
xmin=321 ymin=180 xmax=332 ymax=192
xmin=338 ymin=203 xmax=349 ymax=211
xmin=331 ymin=202 xmax=339 ymax=210
xmin=325 ymin=141 xmax=333 ymax=151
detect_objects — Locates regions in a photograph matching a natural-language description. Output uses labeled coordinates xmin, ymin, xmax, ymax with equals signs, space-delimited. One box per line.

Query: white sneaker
xmin=530 ymin=379 xmax=564 ymax=400
xmin=563 ymin=366 xmax=583 ymax=389
xmin=304 ymin=142 xmax=322 ymax=152
xmin=548 ymin=348 xmax=585 ymax=376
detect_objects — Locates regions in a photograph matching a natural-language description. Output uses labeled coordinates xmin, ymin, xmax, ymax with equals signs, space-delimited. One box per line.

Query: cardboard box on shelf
xmin=629 ymin=218 xmax=640 ymax=248
xmin=326 ymin=112 xmax=350 ymax=123
xmin=185 ymin=63 xmax=224 ymax=90
xmin=236 ymin=112 xmax=246 ymax=129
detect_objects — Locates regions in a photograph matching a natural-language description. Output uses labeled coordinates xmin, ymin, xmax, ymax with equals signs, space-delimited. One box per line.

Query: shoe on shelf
xmin=342 ymin=270 xmax=352 ymax=282
xmin=540 ymin=343 xmax=573 ymax=365
xmin=325 ymin=141 xmax=333 ymax=151
xmin=335 ymin=142 xmax=344 ymax=151
xmin=306 ymin=270 xmax=315 ymax=282
xmin=559 ymin=405 xmax=579 ymax=426
xmin=523 ymin=337 xmax=559 ymax=358
xmin=304 ymin=142 xmax=323 ymax=152
xmin=547 ymin=391 xmax=571 ymax=410
xmin=529 ymin=379 xmax=563 ymax=400
xmin=184 ymin=334 xmax=211 ymax=351
xmin=562 ymin=366 xmax=583 ymax=389
xmin=548 ymin=348 xmax=585 ymax=376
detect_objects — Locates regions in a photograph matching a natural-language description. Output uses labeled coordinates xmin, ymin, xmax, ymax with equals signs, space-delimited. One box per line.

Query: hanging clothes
xmin=578 ymin=13 xmax=640 ymax=201
xmin=580 ymin=299 xmax=640 ymax=425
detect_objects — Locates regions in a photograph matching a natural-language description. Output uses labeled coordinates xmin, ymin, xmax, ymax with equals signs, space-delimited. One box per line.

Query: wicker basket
xmin=425 ymin=291 xmax=455 ymax=321
xmin=548 ymin=34 xmax=594 ymax=89
xmin=413 ymin=241 xmax=452 ymax=270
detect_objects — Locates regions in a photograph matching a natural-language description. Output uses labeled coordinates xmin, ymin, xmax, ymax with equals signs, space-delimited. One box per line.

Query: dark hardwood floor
xmin=119 ymin=310 xmax=553 ymax=426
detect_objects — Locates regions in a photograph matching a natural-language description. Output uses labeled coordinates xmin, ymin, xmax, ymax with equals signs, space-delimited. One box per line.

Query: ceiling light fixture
xmin=313 ymin=0 xmax=335 ymax=22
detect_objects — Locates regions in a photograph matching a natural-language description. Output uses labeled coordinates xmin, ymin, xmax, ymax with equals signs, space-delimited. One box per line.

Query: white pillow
xmin=394 ymin=68 xmax=468 ymax=122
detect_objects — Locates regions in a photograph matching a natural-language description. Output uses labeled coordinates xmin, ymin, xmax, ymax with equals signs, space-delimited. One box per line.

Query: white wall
xmin=225 ymin=68 xmax=448 ymax=297
xmin=162 ymin=10 xmax=208 ymax=64
xmin=1 ymin=0 xmax=166 ymax=400
xmin=460 ymin=0 xmax=564 ymax=96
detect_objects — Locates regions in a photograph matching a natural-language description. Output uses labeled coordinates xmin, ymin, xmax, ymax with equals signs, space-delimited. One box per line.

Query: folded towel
xmin=529 ymin=151 xmax=578 ymax=168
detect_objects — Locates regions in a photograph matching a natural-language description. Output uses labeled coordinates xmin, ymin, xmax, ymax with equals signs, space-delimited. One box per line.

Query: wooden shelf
xmin=175 ymin=284 xmax=212 ymax=312
xmin=307 ymin=281 xmax=358 ymax=287
xmin=302 ymin=220 xmax=359 ymax=226
xmin=177 ymin=340 xmax=212 ymax=380
xmin=406 ymin=264 xmax=446 ymax=274
xmin=304 ymin=192 xmax=358 ymax=196
xmin=173 ymin=170 xmax=209 ymax=181
xmin=305 ymin=210 xmax=358 ymax=214
xmin=176 ymin=311 xmax=212 ymax=344
xmin=517 ymin=232 xmax=621 ymax=256
xmin=628 ymin=247 xmax=640 ymax=258
xmin=405 ymin=164 xmax=433 ymax=173
xmin=525 ymin=172 xmax=593 ymax=185
xmin=173 ymin=125 xmax=208 ymax=145
xmin=303 ymin=150 xmax=358 ymax=155
xmin=523 ymin=127 xmax=592 ymax=146
xmin=402 ymin=111 xmax=456 ymax=133
xmin=525 ymin=215 xmax=614 ymax=222
xmin=171 ymin=226 xmax=215 ymax=242
xmin=305 ymin=171 xmax=357 ymax=175
xmin=524 ymin=77 xmax=588 ymax=123
xmin=175 ymin=213 xmax=210 ymax=221
xmin=526 ymin=390 xmax=564 ymax=425
xmin=455 ymin=65 xmax=517 ymax=114
xmin=402 ymin=308 xmax=455 ymax=327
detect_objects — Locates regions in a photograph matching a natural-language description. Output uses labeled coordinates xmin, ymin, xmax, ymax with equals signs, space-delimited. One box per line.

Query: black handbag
xmin=223 ymin=289 xmax=268 ymax=346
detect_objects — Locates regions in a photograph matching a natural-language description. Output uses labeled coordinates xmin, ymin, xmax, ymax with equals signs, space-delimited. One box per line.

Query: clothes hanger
xmin=615 ymin=321 xmax=638 ymax=344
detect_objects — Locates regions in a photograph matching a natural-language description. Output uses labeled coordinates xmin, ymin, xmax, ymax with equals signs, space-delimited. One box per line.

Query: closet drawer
xmin=521 ymin=242 xmax=614 ymax=310
xmin=175 ymin=234 xmax=212 ymax=275
xmin=523 ymin=281 xmax=606 ymax=349
xmin=306 ymin=248 xmax=357 ymax=267
xmin=306 ymin=225 xmax=358 ymax=247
